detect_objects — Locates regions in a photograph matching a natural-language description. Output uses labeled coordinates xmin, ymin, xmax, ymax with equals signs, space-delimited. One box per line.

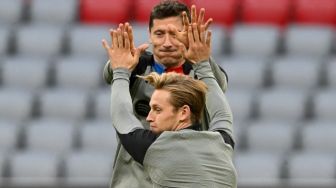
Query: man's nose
xmin=163 ymin=34 xmax=173 ymax=47
xmin=146 ymin=110 xmax=153 ymax=122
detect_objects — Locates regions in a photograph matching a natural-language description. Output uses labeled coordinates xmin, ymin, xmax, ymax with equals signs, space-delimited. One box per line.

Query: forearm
xmin=110 ymin=68 xmax=143 ymax=134
xmin=193 ymin=61 xmax=233 ymax=135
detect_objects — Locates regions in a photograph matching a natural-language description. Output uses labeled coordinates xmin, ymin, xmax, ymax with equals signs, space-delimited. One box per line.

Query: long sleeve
xmin=110 ymin=68 xmax=159 ymax=165
xmin=193 ymin=61 xmax=233 ymax=138
xmin=110 ymin=68 xmax=143 ymax=134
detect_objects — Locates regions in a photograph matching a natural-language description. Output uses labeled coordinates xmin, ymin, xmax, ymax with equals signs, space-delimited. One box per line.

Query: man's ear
xmin=179 ymin=105 xmax=191 ymax=122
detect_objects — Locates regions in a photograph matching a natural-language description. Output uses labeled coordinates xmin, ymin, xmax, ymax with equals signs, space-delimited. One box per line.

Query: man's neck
xmin=173 ymin=121 xmax=193 ymax=131
xmin=154 ymin=58 xmax=185 ymax=69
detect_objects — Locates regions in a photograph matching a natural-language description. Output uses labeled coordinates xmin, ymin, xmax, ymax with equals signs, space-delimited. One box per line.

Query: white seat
xmin=10 ymin=151 xmax=60 ymax=186
xmin=0 ymin=121 xmax=19 ymax=152
xmin=209 ymin=24 xmax=226 ymax=57
xmin=30 ymin=0 xmax=78 ymax=25
xmin=285 ymin=25 xmax=334 ymax=57
xmin=0 ymin=0 xmax=24 ymax=25
xmin=2 ymin=56 xmax=50 ymax=90
xmin=132 ymin=23 xmax=150 ymax=47
xmin=246 ymin=120 xmax=297 ymax=153
xmin=39 ymin=88 xmax=89 ymax=120
xmin=258 ymin=88 xmax=307 ymax=120
xmin=93 ymin=89 xmax=110 ymax=120
xmin=272 ymin=56 xmax=321 ymax=89
xmin=16 ymin=24 xmax=64 ymax=57
xmin=65 ymin=151 xmax=113 ymax=186
xmin=25 ymin=118 xmax=76 ymax=154
xmin=69 ymin=25 xmax=113 ymax=57
xmin=80 ymin=120 xmax=117 ymax=154
xmin=234 ymin=152 xmax=283 ymax=186
xmin=301 ymin=121 xmax=336 ymax=152
xmin=231 ymin=25 xmax=280 ymax=58
xmin=0 ymin=88 xmax=34 ymax=121
xmin=232 ymin=120 xmax=246 ymax=151
xmin=313 ymin=89 xmax=336 ymax=120
xmin=226 ymin=89 xmax=254 ymax=120
xmin=0 ymin=153 xmax=5 ymax=184
xmin=326 ymin=58 xmax=336 ymax=88
xmin=0 ymin=26 xmax=10 ymax=55
xmin=54 ymin=56 xmax=103 ymax=90
xmin=288 ymin=152 xmax=336 ymax=186
xmin=221 ymin=57 xmax=267 ymax=89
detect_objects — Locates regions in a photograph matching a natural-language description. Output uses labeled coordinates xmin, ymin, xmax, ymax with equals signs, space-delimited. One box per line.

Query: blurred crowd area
xmin=0 ymin=0 xmax=336 ymax=188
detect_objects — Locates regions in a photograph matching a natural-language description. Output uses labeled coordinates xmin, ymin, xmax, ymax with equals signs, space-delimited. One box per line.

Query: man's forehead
xmin=152 ymin=16 xmax=183 ymax=29
xmin=150 ymin=90 xmax=171 ymax=106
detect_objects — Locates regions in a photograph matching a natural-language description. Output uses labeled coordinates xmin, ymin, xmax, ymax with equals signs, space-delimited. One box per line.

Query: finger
xmin=124 ymin=32 xmax=130 ymax=49
xmin=182 ymin=11 xmax=189 ymax=31
xmin=112 ymin=30 xmax=118 ymax=48
xmin=169 ymin=32 xmax=182 ymax=47
xmin=117 ymin=29 xmax=124 ymax=48
xmin=167 ymin=24 xmax=178 ymax=35
xmin=137 ymin=43 xmax=149 ymax=54
xmin=119 ymin=23 xmax=124 ymax=33
xmin=204 ymin=18 xmax=213 ymax=31
xmin=102 ymin=39 xmax=111 ymax=50
xmin=188 ymin=25 xmax=194 ymax=45
xmin=127 ymin=24 xmax=135 ymax=51
xmin=206 ymin=30 xmax=212 ymax=48
xmin=178 ymin=42 xmax=187 ymax=58
xmin=134 ymin=43 xmax=149 ymax=59
xmin=191 ymin=5 xmax=197 ymax=24
xmin=109 ymin=29 xmax=114 ymax=48
xmin=200 ymin=25 xmax=205 ymax=43
xmin=198 ymin=8 xmax=205 ymax=29
xmin=192 ymin=23 xmax=200 ymax=42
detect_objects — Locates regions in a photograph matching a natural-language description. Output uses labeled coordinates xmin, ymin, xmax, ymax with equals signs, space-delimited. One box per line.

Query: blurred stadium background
xmin=0 ymin=0 xmax=335 ymax=188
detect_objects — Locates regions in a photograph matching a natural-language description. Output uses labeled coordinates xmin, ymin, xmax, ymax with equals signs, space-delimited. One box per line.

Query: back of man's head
xmin=149 ymin=0 xmax=191 ymax=31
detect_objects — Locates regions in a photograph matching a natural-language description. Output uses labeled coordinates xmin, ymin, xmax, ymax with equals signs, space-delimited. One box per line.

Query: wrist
xmin=112 ymin=68 xmax=132 ymax=82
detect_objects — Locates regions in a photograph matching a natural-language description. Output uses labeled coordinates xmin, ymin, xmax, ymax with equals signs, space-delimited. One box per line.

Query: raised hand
xmin=173 ymin=5 xmax=213 ymax=48
xmin=102 ymin=25 xmax=148 ymax=71
xmin=170 ymin=23 xmax=211 ymax=64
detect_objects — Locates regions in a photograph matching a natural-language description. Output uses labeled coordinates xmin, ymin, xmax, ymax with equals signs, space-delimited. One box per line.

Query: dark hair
xmin=149 ymin=0 xmax=191 ymax=31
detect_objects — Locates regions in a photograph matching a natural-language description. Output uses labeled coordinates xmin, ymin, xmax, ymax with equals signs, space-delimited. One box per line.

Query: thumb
xmin=134 ymin=43 xmax=149 ymax=59
xmin=167 ymin=24 xmax=178 ymax=35
xmin=178 ymin=42 xmax=187 ymax=59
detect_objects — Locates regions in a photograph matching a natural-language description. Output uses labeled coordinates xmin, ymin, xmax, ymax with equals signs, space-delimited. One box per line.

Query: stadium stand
xmin=80 ymin=0 xmax=131 ymax=24
xmin=0 ymin=0 xmax=335 ymax=187
xmin=30 ymin=0 xmax=78 ymax=25
xmin=293 ymin=0 xmax=336 ymax=26
xmin=241 ymin=0 xmax=292 ymax=26
xmin=0 ymin=0 xmax=24 ymax=25
xmin=191 ymin=0 xmax=238 ymax=27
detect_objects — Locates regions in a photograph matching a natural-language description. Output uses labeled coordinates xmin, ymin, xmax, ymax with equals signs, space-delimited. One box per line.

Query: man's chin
xmin=159 ymin=57 xmax=182 ymax=67
xmin=150 ymin=127 xmax=162 ymax=134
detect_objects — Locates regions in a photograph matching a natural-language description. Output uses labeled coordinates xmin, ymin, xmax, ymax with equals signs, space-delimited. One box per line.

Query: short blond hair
xmin=139 ymin=72 xmax=207 ymax=124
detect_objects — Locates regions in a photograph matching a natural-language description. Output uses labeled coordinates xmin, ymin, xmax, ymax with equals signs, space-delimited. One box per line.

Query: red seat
xmin=241 ymin=0 xmax=291 ymax=26
xmin=293 ymin=0 xmax=336 ymax=26
xmin=134 ymin=0 xmax=190 ymax=24
xmin=191 ymin=0 xmax=238 ymax=27
xmin=80 ymin=0 xmax=132 ymax=24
